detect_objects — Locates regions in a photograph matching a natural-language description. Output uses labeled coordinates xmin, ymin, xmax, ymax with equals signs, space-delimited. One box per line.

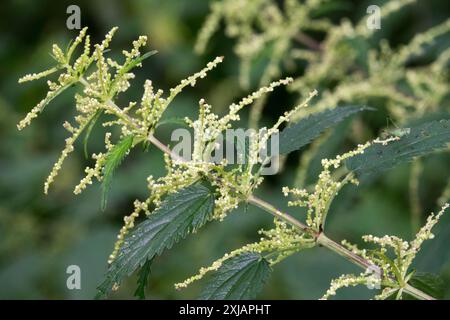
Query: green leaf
xmin=408 ymin=272 xmax=445 ymax=299
xmin=97 ymin=183 xmax=215 ymax=298
xmin=83 ymin=109 xmax=103 ymax=159
xmin=346 ymin=119 xmax=450 ymax=179
xmin=199 ymin=252 xmax=271 ymax=300
xmin=278 ymin=105 xmax=372 ymax=155
xmin=134 ymin=259 xmax=153 ymax=300
xmin=101 ymin=134 xmax=134 ymax=211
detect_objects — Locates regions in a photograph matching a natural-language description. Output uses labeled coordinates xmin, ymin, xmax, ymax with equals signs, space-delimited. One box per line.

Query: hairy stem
xmin=147 ymin=133 xmax=184 ymax=162
xmin=247 ymin=195 xmax=309 ymax=232
xmin=316 ymin=233 xmax=372 ymax=270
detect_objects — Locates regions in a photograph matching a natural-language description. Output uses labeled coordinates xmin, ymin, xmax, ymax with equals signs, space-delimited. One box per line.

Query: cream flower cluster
xmin=320 ymin=270 xmax=381 ymax=300
xmin=108 ymin=199 xmax=151 ymax=264
xmin=323 ymin=203 xmax=450 ymax=300
xmin=175 ymin=218 xmax=315 ymax=290
xmin=135 ymin=56 xmax=224 ymax=134
xmin=292 ymin=5 xmax=450 ymax=123
xmin=283 ymin=137 xmax=402 ymax=231
xmin=132 ymin=81 xmax=320 ymax=289
xmin=283 ymin=142 xmax=371 ymax=231
xmin=18 ymin=27 xmax=152 ymax=193
xmin=186 ymin=77 xmax=294 ymax=160
xmin=136 ymin=78 xmax=312 ymax=223
xmin=280 ymin=135 xmax=449 ymax=300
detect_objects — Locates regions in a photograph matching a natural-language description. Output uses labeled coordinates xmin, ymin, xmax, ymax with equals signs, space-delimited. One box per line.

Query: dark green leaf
xmin=408 ymin=272 xmax=445 ymax=299
xmin=134 ymin=259 xmax=153 ymax=300
xmin=346 ymin=119 xmax=450 ymax=179
xmin=301 ymin=121 xmax=349 ymax=186
xmin=101 ymin=135 xmax=134 ymax=211
xmin=97 ymin=183 xmax=215 ymax=298
xmin=278 ymin=105 xmax=372 ymax=155
xmin=199 ymin=252 xmax=271 ymax=300
xmin=83 ymin=109 xmax=103 ymax=159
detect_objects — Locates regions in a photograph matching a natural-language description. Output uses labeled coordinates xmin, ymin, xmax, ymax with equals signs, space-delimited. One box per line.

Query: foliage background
xmin=0 ymin=0 xmax=449 ymax=299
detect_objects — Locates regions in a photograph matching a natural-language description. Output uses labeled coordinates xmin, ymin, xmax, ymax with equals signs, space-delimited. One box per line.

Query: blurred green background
xmin=0 ymin=0 xmax=449 ymax=299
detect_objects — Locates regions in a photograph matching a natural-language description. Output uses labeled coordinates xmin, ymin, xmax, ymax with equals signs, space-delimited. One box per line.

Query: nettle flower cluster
xmin=303 ymin=16 xmax=450 ymax=124
xmin=175 ymin=218 xmax=316 ymax=290
xmin=18 ymin=26 xmax=153 ymax=194
xmin=323 ymin=203 xmax=450 ymax=300
xmin=109 ymin=80 xmax=320 ymax=263
xmin=283 ymin=136 xmax=400 ymax=232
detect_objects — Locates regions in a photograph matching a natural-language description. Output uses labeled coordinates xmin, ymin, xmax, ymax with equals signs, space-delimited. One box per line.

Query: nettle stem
xmin=247 ymin=195 xmax=309 ymax=233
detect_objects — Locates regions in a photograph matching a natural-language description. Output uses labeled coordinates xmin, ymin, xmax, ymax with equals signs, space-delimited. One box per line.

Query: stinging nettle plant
xmin=18 ymin=25 xmax=450 ymax=300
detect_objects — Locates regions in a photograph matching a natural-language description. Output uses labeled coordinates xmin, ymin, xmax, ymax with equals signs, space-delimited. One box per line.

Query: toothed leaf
xmin=199 ymin=253 xmax=271 ymax=300
xmin=347 ymin=119 xmax=450 ymax=179
xmin=97 ymin=183 xmax=215 ymax=298
xmin=278 ymin=105 xmax=373 ymax=155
